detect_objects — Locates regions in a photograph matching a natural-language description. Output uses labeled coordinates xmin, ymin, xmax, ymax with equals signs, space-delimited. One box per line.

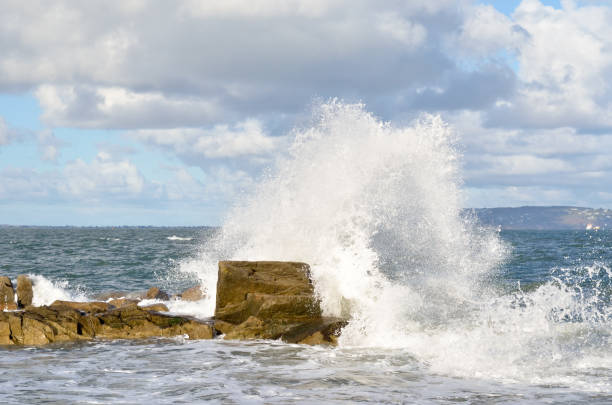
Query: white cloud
xmin=465 ymin=186 xmax=582 ymax=207
xmin=178 ymin=0 xmax=334 ymax=18
xmin=128 ymin=119 xmax=282 ymax=164
xmin=0 ymin=0 xmax=489 ymax=128
xmin=376 ymin=12 xmax=427 ymax=48
xmin=472 ymin=154 xmax=573 ymax=175
xmin=3 ymin=0 xmax=612 ymax=214
xmin=59 ymin=152 xmax=145 ymax=199
xmin=485 ymin=0 xmax=612 ymax=129
xmin=35 ymin=85 xmax=222 ymax=129
xmin=455 ymin=4 xmax=528 ymax=56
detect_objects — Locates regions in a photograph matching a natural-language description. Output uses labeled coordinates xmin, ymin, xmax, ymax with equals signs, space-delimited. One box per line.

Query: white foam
xmin=167 ymin=235 xmax=193 ymax=241
xmin=29 ymin=274 xmax=88 ymax=306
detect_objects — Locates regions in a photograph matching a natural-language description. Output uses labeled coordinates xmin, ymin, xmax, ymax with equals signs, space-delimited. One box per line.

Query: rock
xmin=214 ymin=261 xmax=345 ymax=344
xmin=94 ymin=291 xmax=147 ymax=301
xmin=50 ymin=300 xmax=112 ymax=314
xmin=93 ymin=291 xmax=130 ymax=301
xmin=108 ymin=298 xmax=140 ymax=308
xmin=180 ymin=285 xmax=204 ymax=301
xmin=0 ymin=276 xmax=16 ymax=310
xmin=0 ymin=303 xmax=214 ymax=345
xmin=16 ymin=275 xmax=33 ymax=308
xmin=140 ymin=303 xmax=169 ymax=312
xmin=145 ymin=287 xmax=169 ymax=300
xmin=0 ymin=312 xmax=13 ymax=344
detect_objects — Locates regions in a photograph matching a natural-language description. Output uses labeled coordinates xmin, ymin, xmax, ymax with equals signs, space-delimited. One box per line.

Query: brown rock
xmin=180 ymin=285 xmax=204 ymax=301
xmin=16 ymin=275 xmax=33 ymax=308
xmin=145 ymin=287 xmax=169 ymax=300
xmin=140 ymin=303 xmax=169 ymax=312
xmin=94 ymin=291 xmax=147 ymax=301
xmin=0 ymin=276 xmax=16 ymax=310
xmin=8 ymin=313 xmax=23 ymax=344
xmin=214 ymin=261 xmax=345 ymax=344
xmin=0 ymin=304 xmax=214 ymax=345
xmin=50 ymin=300 xmax=112 ymax=314
xmin=0 ymin=313 xmax=13 ymax=345
xmin=108 ymin=298 xmax=140 ymax=308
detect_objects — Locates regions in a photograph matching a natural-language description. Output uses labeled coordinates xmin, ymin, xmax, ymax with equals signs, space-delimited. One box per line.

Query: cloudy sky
xmin=1 ymin=0 xmax=611 ymax=225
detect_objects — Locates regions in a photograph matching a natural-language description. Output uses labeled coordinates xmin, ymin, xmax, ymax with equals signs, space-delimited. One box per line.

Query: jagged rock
xmin=140 ymin=303 xmax=169 ymax=312
xmin=50 ymin=300 xmax=112 ymax=314
xmin=180 ymin=285 xmax=204 ymax=301
xmin=0 ymin=304 xmax=214 ymax=345
xmin=0 ymin=276 xmax=16 ymax=310
xmin=214 ymin=261 xmax=345 ymax=344
xmin=16 ymin=275 xmax=33 ymax=308
xmin=145 ymin=287 xmax=170 ymax=300
xmin=108 ymin=298 xmax=140 ymax=308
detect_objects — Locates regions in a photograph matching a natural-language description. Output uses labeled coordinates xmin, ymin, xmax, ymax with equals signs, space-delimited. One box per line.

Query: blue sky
xmin=1 ymin=0 xmax=612 ymax=225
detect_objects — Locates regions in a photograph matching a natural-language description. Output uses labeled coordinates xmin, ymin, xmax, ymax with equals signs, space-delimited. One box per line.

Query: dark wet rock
xmin=214 ymin=261 xmax=345 ymax=344
xmin=145 ymin=287 xmax=170 ymax=300
xmin=16 ymin=275 xmax=33 ymax=308
xmin=0 ymin=276 xmax=16 ymax=311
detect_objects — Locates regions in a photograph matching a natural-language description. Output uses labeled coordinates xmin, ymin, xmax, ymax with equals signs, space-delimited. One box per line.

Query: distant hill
xmin=469 ymin=206 xmax=612 ymax=230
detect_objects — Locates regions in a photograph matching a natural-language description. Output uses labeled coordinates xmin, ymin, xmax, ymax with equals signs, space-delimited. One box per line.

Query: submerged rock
xmin=214 ymin=261 xmax=346 ymax=344
xmin=16 ymin=275 xmax=33 ymax=308
xmin=0 ymin=303 xmax=214 ymax=345
xmin=0 ymin=276 xmax=16 ymax=311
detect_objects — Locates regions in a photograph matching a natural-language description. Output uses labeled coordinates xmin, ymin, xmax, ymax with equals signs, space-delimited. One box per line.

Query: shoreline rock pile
xmin=1 ymin=262 xmax=347 ymax=346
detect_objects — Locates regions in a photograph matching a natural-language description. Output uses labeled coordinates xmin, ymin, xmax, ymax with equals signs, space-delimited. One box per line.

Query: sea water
xmin=1 ymin=102 xmax=611 ymax=403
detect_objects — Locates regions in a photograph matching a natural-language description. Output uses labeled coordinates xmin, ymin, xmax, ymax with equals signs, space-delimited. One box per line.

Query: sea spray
xmin=178 ymin=101 xmax=611 ymax=388
xmin=180 ymin=100 xmax=505 ymax=338
xmin=29 ymin=274 xmax=88 ymax=306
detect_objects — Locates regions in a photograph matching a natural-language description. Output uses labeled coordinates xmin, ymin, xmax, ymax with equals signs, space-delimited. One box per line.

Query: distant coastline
xmin=469 ymin=206 xmax=612 ymax=230
xmin=2 ymin=206 xmax=611 ymax=230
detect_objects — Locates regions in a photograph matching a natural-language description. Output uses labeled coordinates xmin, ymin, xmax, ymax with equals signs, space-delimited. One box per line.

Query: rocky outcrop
xmin=2 ymin=261 xmax=347 ymax=346
xmin=0 ymin=304 xmax=214 ymax=345
xmin=180 ymin=285 xmax=204 ymax=301
xmin=16 ymin=275 xmax=33 ymax=308
xmin=140 ymin=303 xmax=169 ymax=312
xmin=214 ymin=261 xmax=346 ymax=344
xmin=108 ymin=298 xmax=140 ymax=308
xmin=0 ymin=276 xmax=16 ymax=311
xmin=145 ymin=287 xmax=170 ymax=300
xmin=50 ymin=300 xmax=112 ymax=314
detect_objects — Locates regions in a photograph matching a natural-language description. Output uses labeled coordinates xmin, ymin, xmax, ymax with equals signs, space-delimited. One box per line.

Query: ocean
xmin=0 ymin=228 xmax=610 ymax=404
xmin=1 ymin=103 xmax=611 ymax=403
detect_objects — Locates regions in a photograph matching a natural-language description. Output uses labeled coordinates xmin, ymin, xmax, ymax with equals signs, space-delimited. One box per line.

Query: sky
xmin=1 ymin=0 xmax=612 ymax=226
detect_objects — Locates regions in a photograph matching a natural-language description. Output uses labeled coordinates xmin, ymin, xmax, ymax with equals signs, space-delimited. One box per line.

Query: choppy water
xmin=2 ymin=103 xmax=611 ymax=403
xmin=0 ymin=227 xmax=611 ymax=403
